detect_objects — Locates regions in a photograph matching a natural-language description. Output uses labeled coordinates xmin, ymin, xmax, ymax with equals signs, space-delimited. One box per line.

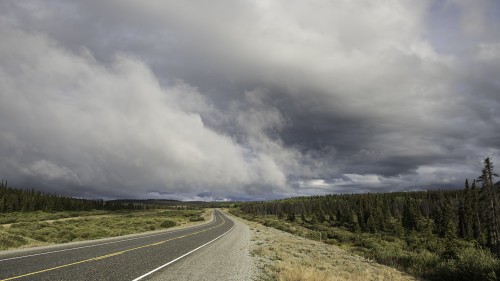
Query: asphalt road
xmin=145 ymin=213 xmax=256 ymax=281
xmin=0 ymin=209 xmax=235 ymax=281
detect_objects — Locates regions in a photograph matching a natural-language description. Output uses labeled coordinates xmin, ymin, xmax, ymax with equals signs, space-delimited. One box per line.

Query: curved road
xmin=0 ymin=209 xmax=235 ymax=281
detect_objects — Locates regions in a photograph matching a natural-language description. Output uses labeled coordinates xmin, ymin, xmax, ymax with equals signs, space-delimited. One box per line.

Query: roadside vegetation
xmin=0 ymin=209 xmax=208 ymax=250
xmin=233 ymin=157 xmax=500 ymax=281
xmin=0 ymin=179 xmax=223 ymax=251
xmin=238 ymin=214 xmax=417 ymax=281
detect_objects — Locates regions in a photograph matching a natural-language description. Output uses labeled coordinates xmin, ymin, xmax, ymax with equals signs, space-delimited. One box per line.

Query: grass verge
xmin=232 ymin=209 xmax=500 ymax=281
xmin=0 ymin=209 xmax=209 ymax=251
xmin=239 ymin=214 xmax=418 ymax=281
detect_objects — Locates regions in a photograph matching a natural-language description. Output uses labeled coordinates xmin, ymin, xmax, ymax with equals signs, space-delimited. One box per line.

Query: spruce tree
xmin=458 ymin=194 xmax=466 ymax=239
xmin=277 ymin=209 xmax=285 ymax=220
xmin=300 ymin=212 xmax=307 ymax=224
xmin=441 ymin=199 xmax=457 ymax=240
xmin=462 ymin=179 xmax=474 ymax=240
xmin=328 ymin=211 xmax=336 ymax=224
xmin=402 ymin=197 xmax=418 ymax=231
xmin=478 ymin=157 xmax=499 ymax=254
xmin=366 ymin=215 xmax=377 ymax=233
xmin=470 ymin=179 xmax=483 ymax=242
xmin=317 ymin=210 xmax=327 ymax=224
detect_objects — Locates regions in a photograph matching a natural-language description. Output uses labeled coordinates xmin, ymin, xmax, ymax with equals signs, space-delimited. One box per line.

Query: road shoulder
xmin=145 ymin=212 xmax=257 ymax=281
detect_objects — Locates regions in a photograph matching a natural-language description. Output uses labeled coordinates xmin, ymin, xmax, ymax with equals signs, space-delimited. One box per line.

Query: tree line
xmin=238 ymin=157 xmax=500 ymax=256
xmin=0 ymin=180 xmax=173 ymax=212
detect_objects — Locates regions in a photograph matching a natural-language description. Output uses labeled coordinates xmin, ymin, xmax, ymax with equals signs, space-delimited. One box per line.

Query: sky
xmin=1 ymin=0 xmax=499 ymax=201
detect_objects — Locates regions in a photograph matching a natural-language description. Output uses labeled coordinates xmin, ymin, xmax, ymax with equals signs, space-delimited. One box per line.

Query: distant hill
xmin=0 ymin=181 xmax=205 ymax=212
xmin=108 ymin=199 xmax=182 ymax=205
xmin=106 ymin=199 xmax=233 ymax=208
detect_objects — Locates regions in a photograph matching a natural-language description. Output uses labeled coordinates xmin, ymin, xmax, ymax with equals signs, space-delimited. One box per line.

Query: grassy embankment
xmin=0 ymin=209 xmax=209 ymax=251
xmin=232 ymin=212 xmax=418 ymax=281
xmin=232 ymin=209 xmax=498 ymax=281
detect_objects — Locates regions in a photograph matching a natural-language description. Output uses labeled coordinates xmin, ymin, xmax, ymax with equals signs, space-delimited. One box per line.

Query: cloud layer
xmin=1 ymin=1 xmax=499 ymax=200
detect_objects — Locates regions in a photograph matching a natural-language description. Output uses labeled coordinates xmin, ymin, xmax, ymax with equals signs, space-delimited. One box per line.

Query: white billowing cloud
xmin=294 ymin=175 xmax=387 ymax=196
xmin=0 ymin=24 xmax=299 ymax=198
xmin=93 ymin=0 xmax=461 ymax=143
xmin=24 ymin=160 xmax=80 ymax=183
xmin=294 ymin=165 xmax=475 ymax=195
xmin=1 ymin=0 xmax=499 ymax=199
xmin=228 ymin=89 xmax=328 ymax=186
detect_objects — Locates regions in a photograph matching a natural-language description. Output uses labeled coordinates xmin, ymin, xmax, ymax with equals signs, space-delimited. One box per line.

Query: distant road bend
xmin=0 ymin=209 xmax=235 ymax=281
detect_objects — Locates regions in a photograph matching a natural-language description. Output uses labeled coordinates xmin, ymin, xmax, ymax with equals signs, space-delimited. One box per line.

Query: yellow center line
xmin=0 ymin=212 xmax=227 ymax=281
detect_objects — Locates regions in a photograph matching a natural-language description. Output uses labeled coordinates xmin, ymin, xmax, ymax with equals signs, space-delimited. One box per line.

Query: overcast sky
xmin=1 ymin=1 xmax=499 ymax=201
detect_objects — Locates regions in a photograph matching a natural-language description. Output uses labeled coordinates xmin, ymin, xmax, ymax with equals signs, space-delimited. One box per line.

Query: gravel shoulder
xmin=140 ymin=210 xmax=419 ymax=281
xmin=145 ymin=212 xmax=257 ymax=281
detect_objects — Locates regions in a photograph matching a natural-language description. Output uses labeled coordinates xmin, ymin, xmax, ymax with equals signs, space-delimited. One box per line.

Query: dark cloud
xmin=1 ymin=1 xmax=499 ymax=200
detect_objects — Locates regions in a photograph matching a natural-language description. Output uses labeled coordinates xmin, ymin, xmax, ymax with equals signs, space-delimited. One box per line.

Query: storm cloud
xmin=1 ymin=1 xmax=499 ymax=200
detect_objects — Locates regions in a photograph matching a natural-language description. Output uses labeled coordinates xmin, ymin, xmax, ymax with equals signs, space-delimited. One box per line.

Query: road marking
xmin=0 ymin=211 xmax=217 ymax=263
xmin=0 ymin=211 xmax=231 ymax=281
xmin=131 ymin=212 xmax=236 ymax=281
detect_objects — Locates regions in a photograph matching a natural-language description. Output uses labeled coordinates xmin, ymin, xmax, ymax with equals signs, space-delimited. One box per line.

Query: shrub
xmin=9 ymin=222 xmax=33 ymax=229
xmin=0 ymin=231 xmax=27 ymax=250
xmin=0 ymin=218 xmax=17 ymax=224
xmin=432 ymin=247 xmax=499 ymax=281
xmin=32 ymin=227 xmax=59 ymax=242
xmin=160 ymin=220 xmax=177 ymax=228
xmin=189 ymin=216 xmax=204 ymax=222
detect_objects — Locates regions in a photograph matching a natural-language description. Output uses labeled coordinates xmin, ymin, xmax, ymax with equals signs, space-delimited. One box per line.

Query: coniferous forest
xmin=234 ymin=157 xmax=500 ymax=280
xmin=2 ymin=158 xmax=500 ymax=280
xmin=0 ymin=180 xmax=198 ymax=212
xmin=0 ymin=180 xmax=105 ymax=212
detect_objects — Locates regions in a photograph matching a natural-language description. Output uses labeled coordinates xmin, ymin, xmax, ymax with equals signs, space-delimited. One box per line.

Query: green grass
xmin=0 ymin=209 xmax=207 ymax=250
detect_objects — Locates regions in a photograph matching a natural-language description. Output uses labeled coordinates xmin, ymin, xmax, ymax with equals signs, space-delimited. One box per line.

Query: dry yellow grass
xmin=0 ymin=215 xmax=113 ymax=229
xmin=0 ymin=209 xmax=213 ymax=251
xmin=242 ymin=218 xmax=421 ymax=281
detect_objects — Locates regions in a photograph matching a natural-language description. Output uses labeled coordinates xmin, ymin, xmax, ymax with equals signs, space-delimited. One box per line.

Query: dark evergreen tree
xmin=328 ymin=211 xmax=336 ymax=224
xmin=478 ymin=157 xmax=499 ymax=254
xmin=300 ymin=212 xmax=307 ymax=224
xmin=441 ymin=199 xmax=457 ymax=240
xmin=366 ymin=214 xmax=377 ymax=233
xmin=462 ymin=179 xmax=474 ymax=240
xmin=277 ymin=209 xmax=285 ymax=220
xmin=470 ymin=179 xmax=483 ymax=243
xmin=402 ymin=197 xmax=419 ymax=231
xmin=317 ymin=210 xmax=327 ymax=224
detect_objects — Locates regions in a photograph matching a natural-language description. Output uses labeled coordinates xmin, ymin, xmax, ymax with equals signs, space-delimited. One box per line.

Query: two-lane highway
xmin=0 ymin=209 xmax=235 ymax=281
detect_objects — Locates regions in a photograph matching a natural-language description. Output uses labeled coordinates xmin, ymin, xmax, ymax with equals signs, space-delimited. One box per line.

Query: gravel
xmin=145 ymin=213 xmax=258 ymax=281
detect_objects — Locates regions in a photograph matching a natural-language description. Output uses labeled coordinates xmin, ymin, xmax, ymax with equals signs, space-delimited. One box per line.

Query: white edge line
xmin=0 ymin=210 xmax=217 ymax=263
xmin=131 ymin=212 xmax=236 ymax=281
